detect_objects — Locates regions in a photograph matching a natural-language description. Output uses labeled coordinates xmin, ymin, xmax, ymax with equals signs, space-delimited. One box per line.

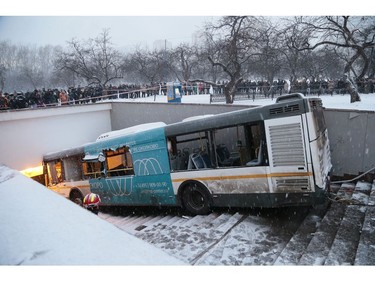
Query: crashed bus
xmin=44 ymin=93 xmax=332 ymax=215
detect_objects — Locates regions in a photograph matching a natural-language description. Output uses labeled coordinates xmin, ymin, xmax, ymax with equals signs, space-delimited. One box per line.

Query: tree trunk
xmin=224 ymin=86 xmax=234 ymax=104
xmin=223 ymin=77 xmax=242 ymax=104
xmin=343 ymin=74 xmax=361 ymax=103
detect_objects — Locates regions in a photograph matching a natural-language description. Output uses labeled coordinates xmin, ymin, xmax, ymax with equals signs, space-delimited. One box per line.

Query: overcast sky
xmin=1 ymin=0 xmax=370 ymax=50
xmin=0 ymin=16 xmax=214 ymax=50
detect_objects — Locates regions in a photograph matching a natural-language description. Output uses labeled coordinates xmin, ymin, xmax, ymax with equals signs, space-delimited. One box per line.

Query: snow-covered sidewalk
xmin=109 ymin=92 xmax=375 ymax=111
xmin=0 ymin=164 xmax=184 ymax=265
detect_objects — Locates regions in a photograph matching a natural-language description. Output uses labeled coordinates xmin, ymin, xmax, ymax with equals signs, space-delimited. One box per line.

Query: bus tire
xmin=181 ymin=182 xmax=211 ymax=215
xmin=70 ymin=190 xmax=83 ymax=206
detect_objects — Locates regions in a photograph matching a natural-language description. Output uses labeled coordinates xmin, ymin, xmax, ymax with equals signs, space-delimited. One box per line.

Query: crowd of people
xmin=0 ymin=83 xmax=163 ymax=110
xmin=1 ymin=77 xmax=374 ymax=111
xmin=235 ymin=77 xmax=375 ymax=97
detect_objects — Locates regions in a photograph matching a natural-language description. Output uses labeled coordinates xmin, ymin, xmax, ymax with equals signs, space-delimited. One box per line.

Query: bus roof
xmin=96 ymin=122 xmax=166 ymax=142
xmin=43 ymin=145 xmax=85 ymax=162
xmin=165 ymin=94 xmax=319 ymax=137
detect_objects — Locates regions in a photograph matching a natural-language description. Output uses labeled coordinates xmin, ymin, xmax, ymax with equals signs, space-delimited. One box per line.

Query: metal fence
xmin=209 ymin=87 xmax=368 ymax=103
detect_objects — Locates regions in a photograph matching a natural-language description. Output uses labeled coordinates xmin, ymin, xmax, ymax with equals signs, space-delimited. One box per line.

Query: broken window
xmin=104 ymin=147 xmax=134 ymax=177
xmin=168 ymin=122 xmax=268 ymax=171
xmin=46 ymin=160 xmax=63 ymax=185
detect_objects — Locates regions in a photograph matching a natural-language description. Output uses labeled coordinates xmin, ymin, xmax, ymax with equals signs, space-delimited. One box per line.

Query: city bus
xmin=42 ymin=145 xmax=91 ymax=205
xmin=78 ymin=93 xmax=331 ymax=215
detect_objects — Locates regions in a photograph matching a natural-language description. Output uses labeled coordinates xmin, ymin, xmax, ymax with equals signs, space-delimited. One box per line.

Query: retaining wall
xmin=1 ymin=101 xmax=373 ymax=178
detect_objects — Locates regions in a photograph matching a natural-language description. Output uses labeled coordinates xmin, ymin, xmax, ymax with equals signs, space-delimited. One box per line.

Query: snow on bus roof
xmin=96 ymin=122 xmax=166 ymax=142
xmin=182 ymin=114 xmax=215 ymax=122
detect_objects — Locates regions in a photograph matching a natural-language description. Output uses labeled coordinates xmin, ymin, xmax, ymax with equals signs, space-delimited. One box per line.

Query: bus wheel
xmin=182 ymin=183 xmax=211 ymax=215
xmin=70 ymin=191 xmax=83 ymax=206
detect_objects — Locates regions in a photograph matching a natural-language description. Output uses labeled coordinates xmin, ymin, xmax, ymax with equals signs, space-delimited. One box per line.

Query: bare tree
xmin=0 ymin=41 xmax=17 ymax=91
xmin=19 ymin=45 xmax=60 ymax=90
xmin=201 ymin=16 xmax=266 ymax=103
xmin=0 ymin=65 xmax=6 ymax=91
xmin=55 ymin=29 xmax=123 ymax=87
xmin=287 ymin=16 xmax=375 ymax=102
xmin=278 ymin=19 xmax=310 ymax=85
xmin=170 ymin=43 xmax=200 ymax=82
xmin=127 ymin=47 xmax=167 ymax=84
xmin=249 ymin=21 xmax=284 ymax=83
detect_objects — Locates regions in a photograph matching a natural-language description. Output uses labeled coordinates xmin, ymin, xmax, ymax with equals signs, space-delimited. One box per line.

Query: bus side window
xmin=46 ymin=160 xmax=63 ymax=185
xmin=213 ymin=122 xmax=267 ymax=167
xmin=244 ymin=123 xmax=267 ymax=166
xmin=105 ymin=146 xmax=134 ymax=177
xmin=82 ymin=161 xmax=103 ymax=179
xmin=63 ymin=156 xmax=83 ymax=181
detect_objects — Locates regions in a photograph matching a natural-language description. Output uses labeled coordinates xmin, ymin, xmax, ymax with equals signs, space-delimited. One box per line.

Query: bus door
xmin=45 ymin=160 xmax=68 ymax=197
xmin=264 ymin=115 xmax=312 ymax=194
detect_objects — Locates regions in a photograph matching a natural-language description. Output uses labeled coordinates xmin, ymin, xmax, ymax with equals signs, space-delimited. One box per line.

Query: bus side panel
xmin=90 ymin=176 xmax=135 ymax=205
xmin=171 ymin=166 xmax=270 ymax=207
xmin=90 ymin=137 xmax=176 ymax=206
xmin=171 ymin=166 xmax=269 ymax=195
xmin=132 ymin=138 xmax=176 ymax=205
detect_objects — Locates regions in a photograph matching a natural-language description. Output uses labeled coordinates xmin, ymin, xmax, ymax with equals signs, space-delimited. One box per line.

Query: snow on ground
xmin=0 ymin=165 xmax=185 ymax=266
xmin=114 ymin=92 xmax=375 ymax=111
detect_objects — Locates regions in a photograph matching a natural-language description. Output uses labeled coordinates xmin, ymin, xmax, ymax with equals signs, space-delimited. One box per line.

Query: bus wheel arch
xmin=178 ymin=180 xmax=212 ymax=215
xmin=69 ymin=189 xmax=84 ymax=206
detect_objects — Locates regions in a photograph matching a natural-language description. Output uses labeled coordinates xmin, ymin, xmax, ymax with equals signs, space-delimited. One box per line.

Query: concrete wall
xmin=110 ymin=102 xmax=250 ymax=130
xmin=324 ymin=109 xmax=375 ymax=177
xmin=0 ymin=104 xmax=112 ymax=170
xmin=110 ymin=102 xmax=375 ymax=178
xmin=1 ymin=100 xmax=374 ymax=178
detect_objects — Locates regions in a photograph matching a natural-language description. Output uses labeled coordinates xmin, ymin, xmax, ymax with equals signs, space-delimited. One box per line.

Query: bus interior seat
xmin=187 ymin=153 xmax=207 ymax=170
xmin=246 ymin=145 xmax=262 ymax=166
xmin=172 ymin=148 xmax=190 ymax=170
xmin=216 ymin=144 xmax=240 ymax=166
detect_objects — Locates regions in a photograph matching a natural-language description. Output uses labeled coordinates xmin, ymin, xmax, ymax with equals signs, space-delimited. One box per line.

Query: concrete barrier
xmin=0 ymin=103 xmax=112 ymax=171
xmin=324 ymin=108 xmax=375 ymax=179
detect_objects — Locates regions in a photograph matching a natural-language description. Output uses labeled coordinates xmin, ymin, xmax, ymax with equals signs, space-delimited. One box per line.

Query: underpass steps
xmin=324 ymin=181 xmax=371 ymax=265
xmin=354 ymin=180 xmax=375 ymax=265
xmin=297 ymin=183 xmax=355 ymax=265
